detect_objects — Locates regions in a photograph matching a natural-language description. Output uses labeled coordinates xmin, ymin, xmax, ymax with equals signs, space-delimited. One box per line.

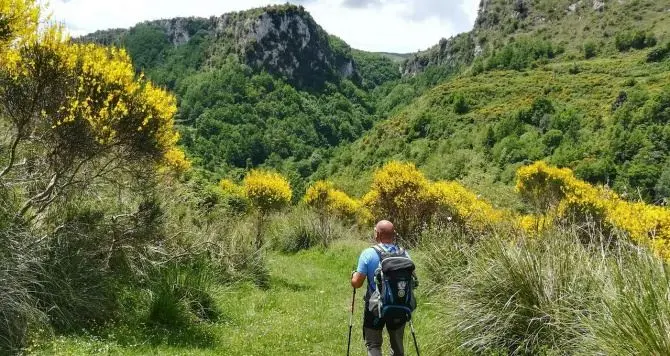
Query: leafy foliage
xmin=485 ymin=38 xmax=559 ymax=71
xmin=352 ymin=49 xmax=401 ymax=89
xmin=647 ymin=42 xmax=670 ymax=62
xmin=177 ymin=58 xmax=373 ymax=176
xmin=615 ymin=30 xmax=657 ymax=51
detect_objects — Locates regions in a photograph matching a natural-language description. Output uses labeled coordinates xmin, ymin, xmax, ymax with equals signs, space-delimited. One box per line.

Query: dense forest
xmin=4 ymin=0 xmax=670 ymax=354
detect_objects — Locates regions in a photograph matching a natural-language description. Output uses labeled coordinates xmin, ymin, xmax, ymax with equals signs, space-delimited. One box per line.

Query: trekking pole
xmin=409 ymin=318 xmax=420 ymax=356
xmin=347 ymin=286 xmax=356 ymax=356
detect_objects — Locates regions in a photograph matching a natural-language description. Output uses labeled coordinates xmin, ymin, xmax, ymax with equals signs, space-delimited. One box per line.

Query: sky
xmin=47 ymin=0 xmax=481 ymax=53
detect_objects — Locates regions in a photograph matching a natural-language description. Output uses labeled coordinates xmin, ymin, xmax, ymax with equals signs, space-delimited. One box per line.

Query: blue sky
xmin=48 ymin=0 xmax=480 ymax=53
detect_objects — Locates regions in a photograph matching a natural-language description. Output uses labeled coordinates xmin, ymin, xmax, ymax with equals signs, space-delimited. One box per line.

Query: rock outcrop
xmin=400 ymin=33 xmax=476 ymax=77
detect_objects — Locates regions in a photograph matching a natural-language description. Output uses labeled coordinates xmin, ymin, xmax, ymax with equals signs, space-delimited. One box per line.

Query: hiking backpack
xmin=368 ymin=244 xmax=417 ymax=321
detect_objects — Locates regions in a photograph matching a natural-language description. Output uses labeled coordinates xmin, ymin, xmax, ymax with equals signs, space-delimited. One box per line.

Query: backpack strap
xmin=373 ymin=244 xmax=407 ymax=261
xmin=372 ymin=244 xmax=387 ymax=262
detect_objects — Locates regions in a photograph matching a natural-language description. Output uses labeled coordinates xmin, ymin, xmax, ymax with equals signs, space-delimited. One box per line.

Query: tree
xmin=0 ymin=1 xmax=188 ymax=350
xmin=583 ymin=41 xmax=597 ymax=59
xmin=0 ymin=2 xmax=188 ymax=222
xmin=243 ymin=170 xmax=292 ymax=248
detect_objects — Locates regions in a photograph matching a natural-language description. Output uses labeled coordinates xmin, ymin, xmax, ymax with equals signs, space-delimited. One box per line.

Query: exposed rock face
xmin=593 ymin=0 xmax=606 ymax=11
xmin=216 ymin=6 xmax=358 ymax=88
xmin=400 ymin=33 xmax=476 ymax=77
xmin=152 ymin=18 xmax=195 ymax=46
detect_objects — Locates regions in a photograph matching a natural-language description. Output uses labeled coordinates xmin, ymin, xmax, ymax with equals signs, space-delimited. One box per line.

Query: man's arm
xmin=351 ymin=249 xmax=369 ymax=289
xmin=351 ymin=272 xmax=366 ymax=289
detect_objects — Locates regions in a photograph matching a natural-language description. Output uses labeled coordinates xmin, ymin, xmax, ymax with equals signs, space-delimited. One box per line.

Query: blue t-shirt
xmin=357 ymin=244 xmax=409 ymax=295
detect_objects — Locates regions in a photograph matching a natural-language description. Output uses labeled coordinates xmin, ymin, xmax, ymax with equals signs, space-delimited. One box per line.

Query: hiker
xmin=351 ymin=220 xmax=417 ymax=356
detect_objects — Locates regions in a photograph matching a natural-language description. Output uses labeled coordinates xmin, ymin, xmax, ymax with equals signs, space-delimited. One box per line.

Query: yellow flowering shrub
xmin=608 ymin=201 xmax=670 ymax=259
xmin=516 ymin=214 xmax=551 ymax=234
xmin=363 ymin=161 xmax=438 ymax=239
xmin=303 ymin=180 xmax=370 ymax=223
xmin=243 ymin=170 xmax=292 ymax=248
xmin=215 ymin=178 xmax=248 ymax=214
xmin=1 ymin=1 xmax=188 ymax=217
xmin=0 ymin=0 xmax=40 ymax=69
xmin=303 ymin=181 xmax=333 ymax=212
xmin=243 ymin=170 xmax=292 ymax=213
xmin=1 ymin=20 xmax=188 ymax=172
xmin=430 ymin=181 xmax=505 ymax=232
xmin=516 ymin=162 xmax=670 ymax=259
xmin=516 ymin=161 xmax=574 ymax=212
xmin=219 ymin=179 xmax=244 ymax=197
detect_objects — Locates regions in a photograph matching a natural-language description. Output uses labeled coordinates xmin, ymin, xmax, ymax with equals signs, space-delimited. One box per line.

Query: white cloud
xmin=46 ymin=0 xmax=480 ymax=53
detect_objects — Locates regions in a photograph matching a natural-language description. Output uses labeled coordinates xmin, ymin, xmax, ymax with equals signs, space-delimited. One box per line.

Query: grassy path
xmin=37 ymin=239 xmax=443 ymax=355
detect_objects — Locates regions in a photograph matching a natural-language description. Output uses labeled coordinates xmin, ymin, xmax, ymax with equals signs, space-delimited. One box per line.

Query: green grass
xmin=31 ymin=239 xmax=442 ymax=355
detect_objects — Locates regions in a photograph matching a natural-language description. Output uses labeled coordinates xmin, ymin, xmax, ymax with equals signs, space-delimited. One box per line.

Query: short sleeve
xmin=356 ymin=249 xmax=369 ymax=274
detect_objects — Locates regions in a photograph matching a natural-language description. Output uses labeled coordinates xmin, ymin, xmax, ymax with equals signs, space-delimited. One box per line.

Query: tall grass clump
xmin=585 ymin=249 xmax=670 ymax=354
xmin=268 ymin=207 xmax=355 ymax=253
xmin=158 ymin=180 xmax=271 ymax=289
xmin=0 ymin=209 xmax=46 ymax=354
xmin=418 ymin=225 xmax=475 ymax=294
xmin=428 ymin=228 xmax=607 ymax=355
xmin=148 ymin=258 xmax=219 ymax=327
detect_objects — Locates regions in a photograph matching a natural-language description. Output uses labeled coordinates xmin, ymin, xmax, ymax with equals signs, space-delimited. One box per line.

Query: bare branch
xmin=0 ymin=130 xmax=22 ymax=178
xmin=18 ymin=172 xmax=58 ymax=217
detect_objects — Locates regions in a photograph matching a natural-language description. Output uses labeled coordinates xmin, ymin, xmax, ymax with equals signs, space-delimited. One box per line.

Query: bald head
xmin=375 ymin=220 xmax=395 ymax=243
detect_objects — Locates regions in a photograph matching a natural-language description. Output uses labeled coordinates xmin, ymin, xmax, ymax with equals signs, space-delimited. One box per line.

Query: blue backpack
xmin=367 ymin=244 xmax=417 ymax=322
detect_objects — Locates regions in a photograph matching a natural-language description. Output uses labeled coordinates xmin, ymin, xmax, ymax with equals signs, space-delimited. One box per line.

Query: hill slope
xmin=401 ymin=0 xmax=670 ymax=76
xmin=324 ymin=51 xmax=670 ymax=206
xmin=81 ymin=4 xmax=403 ymax=191
xmin=322 ymin=0 xmax=670 ymax=205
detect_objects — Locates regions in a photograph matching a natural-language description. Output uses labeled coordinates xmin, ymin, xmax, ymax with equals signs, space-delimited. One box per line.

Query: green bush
xmin=615 ymin=31 xmax=657 ymax=51
xmin=453 ymin=93 xmax=470 ymax=114
xmin=583 ymin=41 xmax=597 ymax=59
xmin=646 ymin=43 xmax=670 ymax=62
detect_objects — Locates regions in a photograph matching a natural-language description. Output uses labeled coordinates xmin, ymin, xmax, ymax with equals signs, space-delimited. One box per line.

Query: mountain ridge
xmin=77 ymin=5 xmax=361 ymax=88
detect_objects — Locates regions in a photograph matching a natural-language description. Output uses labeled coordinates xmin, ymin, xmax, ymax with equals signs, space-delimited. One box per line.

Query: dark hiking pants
xmin=363 ymin=302 xmax=406 ymax=356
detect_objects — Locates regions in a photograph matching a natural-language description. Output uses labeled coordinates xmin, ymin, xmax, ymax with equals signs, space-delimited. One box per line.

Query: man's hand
xmin=351 ymin=271 xmax=366 ymax=289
